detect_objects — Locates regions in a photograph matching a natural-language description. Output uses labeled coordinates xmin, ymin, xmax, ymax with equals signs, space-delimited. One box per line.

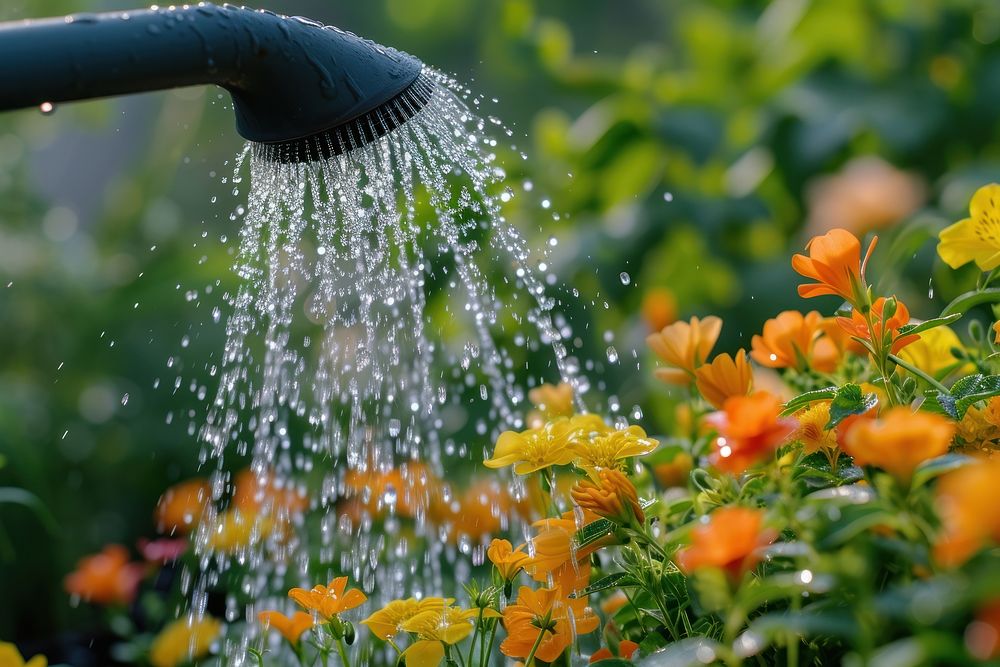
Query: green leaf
xmin=826 ymin=383 xmax=877 ymax=429
xmin=0 ymin=487 xmax=59 ymax=534
xmin=635 ymin=638 xmax=723 ymax=667
xmin=781 ymin=387 xmax=837 ymax=415
xmin=569 ymin=571 xmax=638 ymax=598
xmin=897 ymin=313 xmax=962 ymax=336
xmin=576 ymin=519 xmax=614 ymax=549
xmin=941 ymin=287 xmax=1000 ymax=317
xmin=642 ymin=441 xmax=689 ymax=466
xmin=935 ymin=373 xmax=1000 ymax=419
xmin=589 ymin=660 xmax=633 ymax=667
xmin=816 ymin=504 xmax=893 ymax=550
xmin=739 ymin=609 xmax=859 ymax=655
xmin=910 ymin=454 xmax=974 ymax=488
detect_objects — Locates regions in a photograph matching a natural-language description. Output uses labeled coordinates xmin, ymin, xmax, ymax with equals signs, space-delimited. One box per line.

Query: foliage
xmin=3 ymin=1 xmax=1000 ymax=665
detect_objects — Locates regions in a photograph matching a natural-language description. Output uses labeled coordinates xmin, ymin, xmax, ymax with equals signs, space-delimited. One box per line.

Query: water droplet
xmin=121 ymin=393 xmax=129 ymax=406
xmin=619 ymin=272 xmax=631 ymax=285
xmin=663 ymin=192 xmax=674 ymax=202
xmin=39 ymin=102 xmax=55 ymax=115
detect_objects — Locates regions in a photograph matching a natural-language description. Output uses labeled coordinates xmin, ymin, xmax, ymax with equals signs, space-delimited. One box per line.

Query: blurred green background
xmin=2 ymin=0 xmax=1000 ymax=658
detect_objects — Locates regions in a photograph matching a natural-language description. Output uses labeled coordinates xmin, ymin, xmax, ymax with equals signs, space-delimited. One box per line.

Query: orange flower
xmin=805 ymin=157 xmax=924 ymax=237
xmin=342 ymin=462 xmax=438 ymax=520
xmin=842 ymin=407 xmax=954 ymax=481
xmin=792 ymin=228 xmax=876 ymax=305
xmin=258 ymin=610 xmax=313 ymax=646
xmin=933 ymin=458 xmax=1000 ymax=568
xmin=837 ymin=296 xmax=919 ymax=355
xmin=966 ymin=599 xmax=1000 ymax=660
xmin=487 ymin=539 xmax=531 ymax=581
xmin=233 ymin=468 xmax=308 ymax=517
xmin=704 ymin=392 xmax=797 ymax=474
xmin=600 ymin=591 xmax=629 ymax=616
xmin=64 ymin=544 xmax=144 ymax=605
xmin=570 ymin=469 xmax=644 ymax=526
xmin=288 ymin=576 xmax=367 ymax=621
xmin=526 ymin=511 xmax=615 ymax=582
xmin=155 ymin=478 xmax=210 ymax=534
xmin=652 ymin=452 xmax=693 ymax=488
xmin=590 ymin=640 xmax=640 ymax=663
xmin=500 ymin=586 xmax=599 ymax=663
xmin=430 ymin=478 xmax=530 ymax=542
xmin=812 ymin=317 xmax=864 ymax=372
xmin=694 ymin=350 xmax=753 ymax=409
xmin=675 ymin=507 xmax=776 ymax=581
xmin=750 ymin=310 xmax=825 ymax=371
xmin=647 ymin=316 xmax=722 ymax=385
xmin=641 ymin=287 xmax=677 ymax=332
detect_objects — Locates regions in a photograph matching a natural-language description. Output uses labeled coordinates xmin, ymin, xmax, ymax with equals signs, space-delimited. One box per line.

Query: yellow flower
xmin=149 ymin=617 xmax=222 ymax=667
xmin=570 ymin=469 xmax=644 ymax=526
xmin=528 ymin=382 xmax=574 ymax=419
xmin=487 ymin=538 xmax=531 ymax=581
xmin=954 ymin=403 xmax=1000 ymax=452
xmin=647 ymin=316 xmax=723 ymax=385
xmin=483 ymin=419 xmax=582 ymax=474
xmin=0 ymin=643 xmax=46 ymax=667
xmin=897 ymin=325 xmax=967 ymax=378
xmin=994 ymin=321 xmax=1000 ymax=344
xmin=204 ymin=510 xmax=275 ymax=553
xmin=362 ymin=597 xmax=453 ymax=641
xmin=258 ymin=610 xmax=313 ymax=646
xmin=400 ymin=606 xmax=501 ymax=667
xmin=791 ymin=401 xmax=838 ymax=454
xmin=694 ymin=349 xmax=754 ymax=410
xmin=573 ymin=425 xmax=658 ymax=470
xmin=938 ymin=183 xmax=1000 ymax=270
xmin=288 ymin=576 xmax=367 ymax=621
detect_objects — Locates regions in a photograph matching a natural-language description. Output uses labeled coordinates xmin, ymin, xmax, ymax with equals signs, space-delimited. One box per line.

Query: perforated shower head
xmin=0 ymin=3 xmax=432 ymax=162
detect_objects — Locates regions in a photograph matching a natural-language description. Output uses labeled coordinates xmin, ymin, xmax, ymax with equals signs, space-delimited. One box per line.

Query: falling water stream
xmin=178 ymin=68 xmax=600 ymax=664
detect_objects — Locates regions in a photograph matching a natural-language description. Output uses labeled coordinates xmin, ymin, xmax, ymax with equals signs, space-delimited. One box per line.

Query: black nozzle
xmin=0 ymin=3 xmax=430 ymax=161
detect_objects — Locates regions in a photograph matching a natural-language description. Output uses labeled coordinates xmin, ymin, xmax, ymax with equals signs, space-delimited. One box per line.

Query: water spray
xmin=0 ymin=2 xmax=431 ymax=162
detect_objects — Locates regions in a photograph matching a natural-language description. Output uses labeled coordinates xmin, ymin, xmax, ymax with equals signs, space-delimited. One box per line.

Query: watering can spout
xmin=0 ymin=3 xmax=430 ymax=161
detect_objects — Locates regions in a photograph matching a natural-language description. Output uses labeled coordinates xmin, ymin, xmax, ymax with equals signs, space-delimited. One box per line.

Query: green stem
xmin=623 ymin=587 xmax=649 ymax=634
xmin=888 ymin=354 xmax=950 ymax=394
xmin=467 ymin=608 xmax=484 ymax=667
xmin=483 ymin=618 xmax=499 ymax=667
xmin=524 ymin=626 xmax=549 ymax=667
xmin=334 ymin=637 xmax=351 ymax=667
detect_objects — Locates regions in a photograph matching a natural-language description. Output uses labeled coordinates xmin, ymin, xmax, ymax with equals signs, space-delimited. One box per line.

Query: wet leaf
xmin=897 ymin=313 xmax=962 ymax=336
xmin=826 ymin=383 xmax=877 ymax=429
xmin=911 ymin=454 xmax=974 ymax=488
xmin=576 ymin=518 xmax=615 ymax=548
xmin=569 ymin=571 xmax=638 ymax=598
xmin=935 ymin=373 xmax=1000 ymax=419
xmin=941 ymin=287 xmax=1000 ymax=317
xmin=781 ymin=387 xmax=838 ymax=415
xmin=635 ymin=637 xmax=723 ymax=667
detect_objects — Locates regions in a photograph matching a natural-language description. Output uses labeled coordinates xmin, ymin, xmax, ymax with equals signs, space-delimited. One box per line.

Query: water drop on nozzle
xmin=39 ymin=102 xmax=55 ymax=115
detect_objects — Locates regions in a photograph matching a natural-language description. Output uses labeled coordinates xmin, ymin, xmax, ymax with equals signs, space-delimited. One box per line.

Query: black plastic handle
xmin=0 ymin=3 xmax=422 ymax=144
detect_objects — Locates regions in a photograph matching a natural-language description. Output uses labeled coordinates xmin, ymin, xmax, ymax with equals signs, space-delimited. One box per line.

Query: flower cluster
xmin=56 ymin=184 xmax=1000 ymax=667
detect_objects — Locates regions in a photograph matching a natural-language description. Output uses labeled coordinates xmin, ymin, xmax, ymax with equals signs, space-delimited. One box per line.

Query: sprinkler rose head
xmin=0 ymin=3 xmax=431 ymax=162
